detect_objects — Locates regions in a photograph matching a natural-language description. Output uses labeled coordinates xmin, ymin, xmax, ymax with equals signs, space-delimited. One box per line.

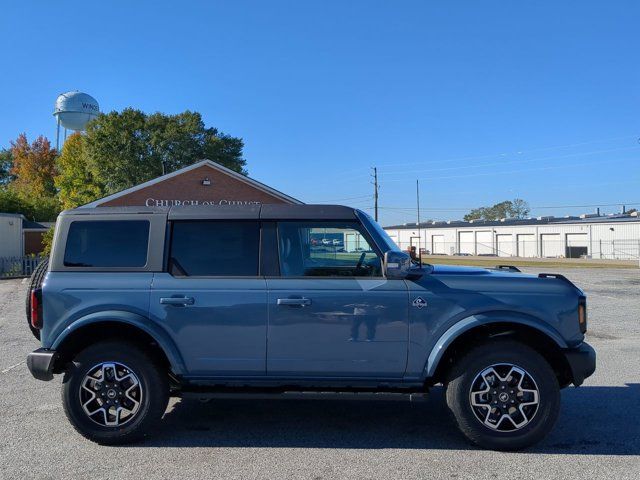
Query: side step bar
xmin=180 ymin=391 xmax=430 ymax=403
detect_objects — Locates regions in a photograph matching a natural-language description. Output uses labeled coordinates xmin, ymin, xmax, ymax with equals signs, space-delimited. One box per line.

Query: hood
xmin=422 ymin=265 xmax=538 ymax=283
xmin=425 ymin=263 xmax=538 ymax=280
xmin=430 ymin=264 xmax=490 ymax=275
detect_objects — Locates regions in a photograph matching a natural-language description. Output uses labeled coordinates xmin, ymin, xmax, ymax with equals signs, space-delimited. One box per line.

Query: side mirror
xmin=384 ymin=250 xmax=412 ymax=279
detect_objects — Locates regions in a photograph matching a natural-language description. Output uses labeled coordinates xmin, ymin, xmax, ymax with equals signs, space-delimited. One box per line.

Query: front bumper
xmin=563 ymin=342 xmax=596 ymax=386
xmin=26 ymin=348 xmax=58 ymax=381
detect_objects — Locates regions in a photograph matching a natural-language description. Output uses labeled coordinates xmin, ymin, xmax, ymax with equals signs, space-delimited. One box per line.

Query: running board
xmin=179 ymin=391 xmax=429 ymax=402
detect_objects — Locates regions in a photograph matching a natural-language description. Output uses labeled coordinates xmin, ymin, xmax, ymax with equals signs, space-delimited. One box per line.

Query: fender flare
xmin=423 ymin=311 xmax=567 ymax=378
xmin=51 ymin=310 xmax=187 ymax=376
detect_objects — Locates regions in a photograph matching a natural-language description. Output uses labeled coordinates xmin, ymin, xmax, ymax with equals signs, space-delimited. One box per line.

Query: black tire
xmin=445 ymin=339 xmax=560 ymax=451
xmin=25 ymin=258 xmax=49 ymax=340
xmin=62 ymin=341 xmax=169 ymax=445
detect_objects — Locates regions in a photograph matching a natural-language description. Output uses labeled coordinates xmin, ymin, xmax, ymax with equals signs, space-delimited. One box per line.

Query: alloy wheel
xmin=469 ymin=363 xmax=540 ymax=432
xmin=79 ymin=362 xmax=143 ymax=427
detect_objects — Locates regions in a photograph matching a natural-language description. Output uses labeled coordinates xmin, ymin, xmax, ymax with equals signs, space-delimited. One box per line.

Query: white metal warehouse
xmin=384 ymin=212 xmax=640 ymax=260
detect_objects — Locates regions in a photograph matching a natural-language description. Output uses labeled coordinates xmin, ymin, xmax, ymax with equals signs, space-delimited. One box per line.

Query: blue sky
xmin=1 ymin=1 xmax=639 ymax=225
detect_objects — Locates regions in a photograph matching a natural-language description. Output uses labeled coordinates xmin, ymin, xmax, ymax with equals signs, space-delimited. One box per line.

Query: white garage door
xmin=566 ymin=233 xmax=588 ymax=258
xmin=476 ymin=231 xmax=494 ymax=255
xmin=541 ymin=234 xmax=563 ymax=258
xmin=431 ymin=235 xmax=445 ymax=254
xmin=517 ymin=234 xmax=536 ymax=257
xmin=496 ymin=234 xmax=513 ymax=257
xmin=459 ymin=231 xmax=474 ymax=255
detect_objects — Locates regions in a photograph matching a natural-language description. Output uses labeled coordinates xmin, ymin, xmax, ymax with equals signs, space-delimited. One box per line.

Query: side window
xmin=64 ymin=220 xmax=149 ymax=268
xmin=169 ymin=221 xmax=260 ymax=276
xmin=277 ymin=222 xmax=382 ymax=277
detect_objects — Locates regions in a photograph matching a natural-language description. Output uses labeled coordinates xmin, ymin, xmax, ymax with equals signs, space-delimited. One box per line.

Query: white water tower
xmin=53 ymin=91 xmax=100 ymax=149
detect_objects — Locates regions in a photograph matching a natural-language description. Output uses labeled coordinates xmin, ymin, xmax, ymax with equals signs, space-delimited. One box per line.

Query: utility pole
xmin=416 ymin=179 xmax=421 ymax=227
xmin=371 ymin=167 xmax=379 ymax=221
xmin=416 ymin=179 xmax=422 ymax=266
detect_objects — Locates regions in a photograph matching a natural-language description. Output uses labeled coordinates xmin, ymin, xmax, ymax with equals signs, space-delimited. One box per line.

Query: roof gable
xmin=82 ymin=159 xmax=302 ymax=207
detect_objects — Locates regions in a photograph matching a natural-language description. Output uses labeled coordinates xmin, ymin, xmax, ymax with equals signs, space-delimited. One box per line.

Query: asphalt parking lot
xmin=1 ymin=267 xmax=639 ymax=480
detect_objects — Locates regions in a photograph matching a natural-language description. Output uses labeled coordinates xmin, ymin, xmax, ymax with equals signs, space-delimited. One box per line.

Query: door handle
xmin=277 ymin=297 xmax=312 ymax=307
xmin=160 ymin=296 xmax=195 ymax=306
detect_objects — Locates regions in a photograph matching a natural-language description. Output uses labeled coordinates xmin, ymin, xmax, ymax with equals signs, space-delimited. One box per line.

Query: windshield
xmin=358 ymin=211 xmax=401 ymax=252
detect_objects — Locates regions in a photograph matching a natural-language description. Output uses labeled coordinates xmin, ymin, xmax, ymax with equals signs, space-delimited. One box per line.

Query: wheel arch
xmin=425 ymin=312 xmax=572 ymax=387
xmin=51 ymin=311 xmax=186 ymax=376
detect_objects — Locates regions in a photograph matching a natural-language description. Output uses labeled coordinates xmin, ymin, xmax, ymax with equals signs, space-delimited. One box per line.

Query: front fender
xmin=51 ymin=310 xmax=187 ymax=376
xmin=423 ymin=310 xmax=567 ymax=378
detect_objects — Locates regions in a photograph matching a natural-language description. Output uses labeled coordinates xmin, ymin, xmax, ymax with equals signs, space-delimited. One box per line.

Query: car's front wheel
xmin=445 ymin=339 xmax=560 ymax=451
xmin=62 ymin=341 xmax=169 ymax=445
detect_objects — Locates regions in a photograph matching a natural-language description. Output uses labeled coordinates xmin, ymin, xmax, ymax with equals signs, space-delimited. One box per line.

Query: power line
xmin=372 ymin=134 xmax=639 ymax=169
xmin=381 ymin=156 xmax=635 ymax=183
xmin=306 ymin=194 xmax=373 ymax=202
xmin=376 ymin=145 xmax=640 ymax=176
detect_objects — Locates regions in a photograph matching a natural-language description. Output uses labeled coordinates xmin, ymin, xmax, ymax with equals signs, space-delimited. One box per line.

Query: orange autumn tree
xmin=10 ymin=133 xmax=58 ymax=198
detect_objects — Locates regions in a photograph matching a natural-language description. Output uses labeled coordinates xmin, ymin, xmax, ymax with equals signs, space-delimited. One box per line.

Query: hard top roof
xmin=62 ymin=204 xmax=360 ymax=221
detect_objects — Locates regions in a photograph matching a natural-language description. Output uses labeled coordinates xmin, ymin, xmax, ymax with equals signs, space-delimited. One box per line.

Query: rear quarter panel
xmin=41 ymin=272 xmax=154 ymax=349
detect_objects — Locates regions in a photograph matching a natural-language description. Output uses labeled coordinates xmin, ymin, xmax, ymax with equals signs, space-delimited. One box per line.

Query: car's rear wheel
xmin=62 ymin=341 xmax=169 ymax=445
xmin=445 ymin=339 xmax=560 ymax=451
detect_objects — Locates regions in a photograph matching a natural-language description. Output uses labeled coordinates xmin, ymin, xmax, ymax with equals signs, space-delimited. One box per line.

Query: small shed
xmin=0 ymin=213 xmax=24 ymax=258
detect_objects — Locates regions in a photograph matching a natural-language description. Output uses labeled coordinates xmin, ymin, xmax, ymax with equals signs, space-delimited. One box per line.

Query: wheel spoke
xmin=101 ymin=363 xmax=116 ymax=382
xmin=481 ymin=368 xmax=499 ymax=388
xmin=470 ymin=391 xmax=490 ymax=407
xmin=82 ymin=399 xmax=102 ymax=417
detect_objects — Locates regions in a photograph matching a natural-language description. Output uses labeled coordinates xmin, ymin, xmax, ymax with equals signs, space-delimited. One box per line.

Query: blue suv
xmin=26 ymin=204 xmax=595 ymax=449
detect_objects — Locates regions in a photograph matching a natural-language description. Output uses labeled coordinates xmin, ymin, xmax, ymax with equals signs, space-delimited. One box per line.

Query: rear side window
xmin=169 ymin=221 xmax=260 ymax=276
xmin=64 ymin=220 xmax=150 ymax=268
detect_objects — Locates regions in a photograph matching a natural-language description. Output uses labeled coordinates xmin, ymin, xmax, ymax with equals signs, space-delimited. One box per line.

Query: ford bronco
xmin=26 ymin=204 xmax=595 ymax=449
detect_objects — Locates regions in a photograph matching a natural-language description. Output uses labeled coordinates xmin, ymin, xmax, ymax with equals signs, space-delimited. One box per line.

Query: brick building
xmin=82 ymin=159 xmax=301 ymax=208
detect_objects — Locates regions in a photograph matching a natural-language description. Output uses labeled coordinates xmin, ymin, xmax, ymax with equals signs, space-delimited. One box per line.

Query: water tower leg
xmin=56 ymin=117 xmax=60 ymax=151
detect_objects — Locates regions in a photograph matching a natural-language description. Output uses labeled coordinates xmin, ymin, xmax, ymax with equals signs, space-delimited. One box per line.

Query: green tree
xmin=10 ymin=133 xmax=57 ymax=198
xmin=463 ymin=206 xmax=490 ymax=222
xmin=55 ymin=132 xmax=104 ymax=209
xmin=0 ymin=188 xmax=25 ymax=214
xmin=85 ymin=109 xmax=246 ymax=194
xmin=463 ymin=199 xmax=530 ymax=221
xmin=0 ymin=188 xmax=60 ymax=222
xmin=41 ymin=225 xmax=55 ymax=256
xmin=509 ymin=198 xmax=530 ymax=218
xmin=0 ymin=148 xmax=14 ymax=185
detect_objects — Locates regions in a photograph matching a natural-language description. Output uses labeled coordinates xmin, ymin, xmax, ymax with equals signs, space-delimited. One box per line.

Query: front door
xmin=266 ymin=221 xmax=409 ymax=377
xmin=150 ymin=220 xmax=267 ymax=376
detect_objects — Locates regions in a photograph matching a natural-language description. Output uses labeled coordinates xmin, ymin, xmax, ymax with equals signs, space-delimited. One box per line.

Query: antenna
xmin=416 ymin=179 xmax=422 ymax=268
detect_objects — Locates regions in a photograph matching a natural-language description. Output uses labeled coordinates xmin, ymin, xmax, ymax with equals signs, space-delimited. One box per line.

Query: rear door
xmin=266 ymin=221 xmax=409 ymax=378
xmin=150 ymin=220 xmax=267 ymax=376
